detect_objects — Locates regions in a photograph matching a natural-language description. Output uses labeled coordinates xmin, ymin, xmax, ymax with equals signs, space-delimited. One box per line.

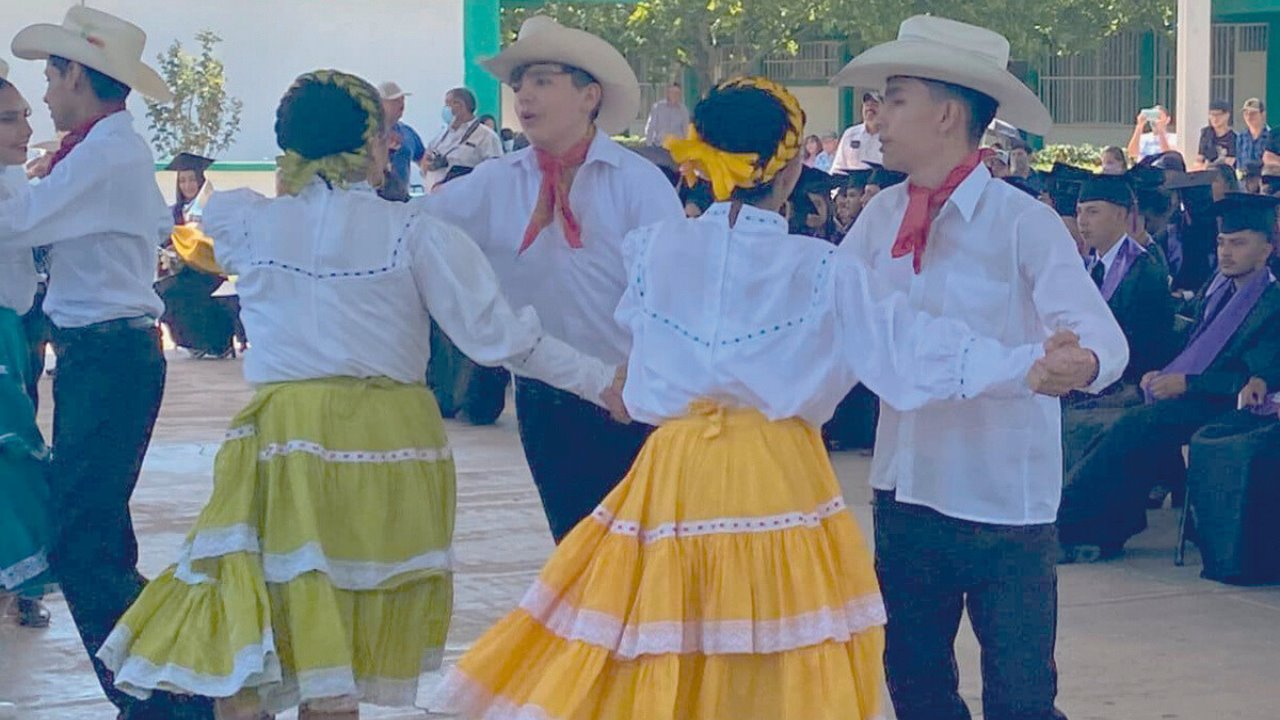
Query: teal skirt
xmin=0 ymin=307 xmax=52 ymax=593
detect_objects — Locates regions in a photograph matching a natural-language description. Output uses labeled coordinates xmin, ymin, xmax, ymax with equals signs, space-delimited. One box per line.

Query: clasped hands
xmin=1027 ymin=330 xmax=1101 ymax=397
xmin=1140 ymin=370 xmax=1188 ymax=401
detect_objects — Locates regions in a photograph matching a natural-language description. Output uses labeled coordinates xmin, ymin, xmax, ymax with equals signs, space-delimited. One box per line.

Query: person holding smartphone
xmin=1128 ymin=104 xmax=1177 ymax=161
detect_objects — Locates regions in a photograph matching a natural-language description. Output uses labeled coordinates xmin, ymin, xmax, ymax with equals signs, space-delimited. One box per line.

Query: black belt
xmin=53 ymin=316 xmax=157 ymax=339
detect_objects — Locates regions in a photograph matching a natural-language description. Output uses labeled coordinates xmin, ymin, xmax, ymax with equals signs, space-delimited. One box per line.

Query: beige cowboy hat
xmin=11 ymin=6 xmax=173 ymax=103
xmin=483 ymin=16 xmax=640 ymax=134
xmin=831 ymin=16 xmax=1052 ymax=136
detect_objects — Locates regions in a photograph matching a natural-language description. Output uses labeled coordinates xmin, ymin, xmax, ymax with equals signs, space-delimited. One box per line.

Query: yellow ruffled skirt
xmin=98 ymin=378 xmax=456 ymax=713
xmin=433 ymin=403 xmax=886 ymax=719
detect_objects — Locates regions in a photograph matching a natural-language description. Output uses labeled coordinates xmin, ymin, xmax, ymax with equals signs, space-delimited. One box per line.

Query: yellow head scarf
xmin=276 ymin=70 xmax=384 ymax=196
xmin=665 ymin=76 xmax=807 ymax=202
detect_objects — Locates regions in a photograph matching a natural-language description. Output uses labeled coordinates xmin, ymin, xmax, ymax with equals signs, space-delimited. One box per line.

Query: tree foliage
xmin=502 ymin=0 xmax=1176 ymax=92
xmin=146 ymin=30 xmax=244 ymax=159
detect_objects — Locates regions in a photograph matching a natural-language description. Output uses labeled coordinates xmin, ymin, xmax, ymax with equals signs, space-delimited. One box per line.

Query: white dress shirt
xmin=831 ymin=124 xmax=883 ymax=172
xmin=618 ymin=203 xmax=1043 ymax=427
xmin=1138 ymin=132 xmax=1178 ymax=159
xmin=414 ymin=130 xmax=685 ymax=366
xmin=0 ymin=111 xmax=166 ymax=328
xmin=424 ymin=120 xmax=504 ymax=188
xmin=841 ymin=164 xmax=1129 ymax=525
xmin=203 ymin=180 xmax=614 ymax=404
xmin=0 ymin=166 xmax=36 ymax=315
xmin=1088 ymin=234 xmax=1139 ymax=280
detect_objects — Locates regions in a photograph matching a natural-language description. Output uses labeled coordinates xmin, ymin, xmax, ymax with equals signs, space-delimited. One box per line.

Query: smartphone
xmin=1142 ymin=107 xmax=1162 ymax=122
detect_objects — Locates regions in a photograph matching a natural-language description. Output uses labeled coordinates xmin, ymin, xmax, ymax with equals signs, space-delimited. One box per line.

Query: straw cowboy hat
xmin=11 ymin=6 xmax=173 ymax=103
xmin=483 ymin=16 xmax=640 ymax=134
xmin=831 ymin=15 xmax=1052 ymax=136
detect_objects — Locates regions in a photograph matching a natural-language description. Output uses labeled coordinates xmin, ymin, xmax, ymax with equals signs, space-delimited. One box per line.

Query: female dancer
xmin=431 ymin=77 xmax=1049 ymax=720
xmin=99 ymin=69 xmax=624 ymax=719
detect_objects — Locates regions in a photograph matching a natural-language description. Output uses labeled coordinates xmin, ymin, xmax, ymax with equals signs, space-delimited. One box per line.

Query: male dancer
xmin=834 ymin=16 xmax=1129 ymax=720
xmin=418 ymin=17 xmax=684 ymax=541
xmin=3 ymin=8 xmax=212 ymax=718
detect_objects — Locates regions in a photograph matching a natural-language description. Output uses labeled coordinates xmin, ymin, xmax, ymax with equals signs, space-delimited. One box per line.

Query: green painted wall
xmin=464 ymin=0 xmax=503 ymax=121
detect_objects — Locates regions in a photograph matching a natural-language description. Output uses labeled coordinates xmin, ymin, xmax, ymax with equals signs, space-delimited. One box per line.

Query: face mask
xmin=442 ymin=106 xmax=454 ymax=125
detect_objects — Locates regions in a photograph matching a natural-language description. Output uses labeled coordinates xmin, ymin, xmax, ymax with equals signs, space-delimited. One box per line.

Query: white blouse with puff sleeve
xmin=203 ymin=180 xmax=615 ymax=404
xmin=615 ymin=203 xmax=1043 ymax=428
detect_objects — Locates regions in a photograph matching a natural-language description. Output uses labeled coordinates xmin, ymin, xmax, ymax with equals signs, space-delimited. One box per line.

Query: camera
xmin=424 ymin=152 xmax=449 ymax=171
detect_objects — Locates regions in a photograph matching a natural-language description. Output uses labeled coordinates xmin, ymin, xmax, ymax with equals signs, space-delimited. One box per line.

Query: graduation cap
xmin=165 ymin=152 xmax=215 ymax=173
xmin=867 ymin=165 xmax=907 ymax=189
xmin=1077 ymin=173 xmax=1135 ymax=208
xmin=792 ymin=165 xmax=843 ymax=201
xmin=1138 ymin=150 xmax=1188 ymax=174
xmin=1003 ymin=175 xmax=1041 ymax=199
xmin=1164 ymin=170 xmax=1218 ymax=223
xmin=1162 ymin=170 xmax=1216 ymax=191
xmin=835 ymin=168 xmax=873 ymax=192
xmin=1215 ymin=192 xmax=1280 ymax=236
xmin=1044 ymin=162 xmax=1091 ymax=217
xmin=1128 ymin=164 xmax=1174 ymax=215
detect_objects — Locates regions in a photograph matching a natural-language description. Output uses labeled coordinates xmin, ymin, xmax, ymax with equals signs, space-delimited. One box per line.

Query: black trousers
xmin=874 ymin=491 xmax=1067 ymax=720
xmin=514 ymin=378 xmax=653 ymax=542
xmin=21 ymin=286 xmax=50 ymax=411
xmin=49 ymin=321 xmax=212 ymax=719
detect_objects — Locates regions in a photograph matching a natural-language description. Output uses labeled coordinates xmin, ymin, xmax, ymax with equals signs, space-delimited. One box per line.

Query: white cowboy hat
xmin=482 ymin=16 xmax=640 ymax=134
xmin=831 ymin=16 xmax=1052 ymax=136
xmin=11 ymin=6 xmax=173 ymax=103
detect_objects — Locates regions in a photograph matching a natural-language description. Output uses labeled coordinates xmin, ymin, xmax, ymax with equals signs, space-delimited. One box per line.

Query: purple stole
xmin=1146 ymin=268 xmax=1274 ymax=404
xmin=1099 ymin=237 xmax=1145 ymax=302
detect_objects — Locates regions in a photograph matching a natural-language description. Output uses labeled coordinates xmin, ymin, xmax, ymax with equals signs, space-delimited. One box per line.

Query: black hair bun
xmin=693 ymin=84 xmax=789 ymax=164
xmin=276 ymin=77 xmax=371 ymax=159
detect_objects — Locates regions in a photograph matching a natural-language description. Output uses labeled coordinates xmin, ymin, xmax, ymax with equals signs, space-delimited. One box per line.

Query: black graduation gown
xmin=1058 ymin=284 xmax=1280 ymax=549
xmin=156 ymin=266 xmax=236 ymax=356
xmin=1061 ymin=246 xmax=1175 ymax=466
xmin=1187 ymin=410 xmax=1280 ymax=584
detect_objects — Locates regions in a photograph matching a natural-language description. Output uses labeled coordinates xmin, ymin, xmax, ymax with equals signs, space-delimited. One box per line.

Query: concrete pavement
xmin=1 ymin=356 xmax=1277 ymax=719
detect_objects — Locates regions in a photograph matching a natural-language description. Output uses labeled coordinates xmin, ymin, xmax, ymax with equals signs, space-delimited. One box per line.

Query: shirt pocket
xmin=942 ymin=273 xmax=1010 ymax=339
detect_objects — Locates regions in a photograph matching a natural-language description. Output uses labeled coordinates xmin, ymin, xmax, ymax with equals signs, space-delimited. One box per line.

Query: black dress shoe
xmin=1058 ymin=543 xmax=1123 ymax=564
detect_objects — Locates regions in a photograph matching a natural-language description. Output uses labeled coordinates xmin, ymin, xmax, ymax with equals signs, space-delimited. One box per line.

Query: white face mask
xmin=442 ymin=105 xmax=454 ymax=125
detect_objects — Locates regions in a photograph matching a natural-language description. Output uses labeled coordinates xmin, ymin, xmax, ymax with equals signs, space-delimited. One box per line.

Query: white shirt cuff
xmin=956 ymin=337 xmax=1042 ymax=400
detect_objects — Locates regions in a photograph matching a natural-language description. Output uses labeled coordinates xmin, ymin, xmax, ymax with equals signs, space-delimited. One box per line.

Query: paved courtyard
xmin=1 ymin=355 xmax=1278 ymax=719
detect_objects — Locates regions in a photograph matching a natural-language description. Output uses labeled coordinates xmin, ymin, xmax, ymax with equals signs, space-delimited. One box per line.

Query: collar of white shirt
xmin=941 ymin=161 xmax=991 ymax=224
xmin=701 ymin=202 xmax=788 ymax=234
xmin=515 ymin=128 xmax=626 ymax=171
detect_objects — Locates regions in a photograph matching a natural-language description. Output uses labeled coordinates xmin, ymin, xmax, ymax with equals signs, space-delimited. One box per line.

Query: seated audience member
xmin=1057 ymin=193 xmax=1280 ymax=562
xmin=1061 ymin=174 xmax=1177 ymax=470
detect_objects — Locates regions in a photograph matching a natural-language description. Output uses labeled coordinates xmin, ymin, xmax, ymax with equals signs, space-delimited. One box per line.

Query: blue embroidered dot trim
xmin=247 ymin=211 xmax=417 ymax=279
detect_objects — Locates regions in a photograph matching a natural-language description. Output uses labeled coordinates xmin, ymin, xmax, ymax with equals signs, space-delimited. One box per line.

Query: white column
xmin=1176 ymin=0 xmax=1213 ymax=155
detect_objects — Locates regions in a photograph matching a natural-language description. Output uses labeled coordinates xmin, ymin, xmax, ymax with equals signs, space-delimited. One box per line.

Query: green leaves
xmin=145 ymin=30 xmax=244 ymax=159
xmin=501 ymin=0 xmax=1175 ymax=93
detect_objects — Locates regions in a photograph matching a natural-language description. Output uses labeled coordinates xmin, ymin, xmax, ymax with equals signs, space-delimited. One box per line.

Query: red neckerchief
xmin=519 ymin=132 xmax=595 ymax=254
xmin=891 ymin=150 xmax=989 ymax=274
xmin=46 ymin=111 xmax=119 ymax=174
